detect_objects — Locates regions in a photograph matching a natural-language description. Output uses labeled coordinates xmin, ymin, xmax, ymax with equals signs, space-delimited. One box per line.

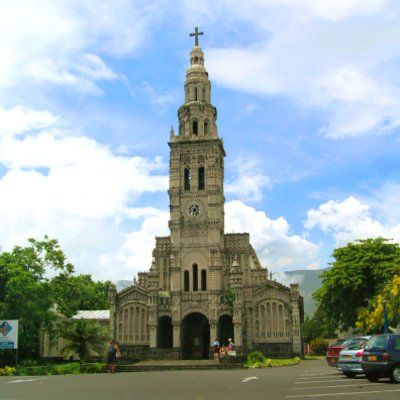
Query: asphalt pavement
xmin=1 ymin=360 xmax=400 ymax=400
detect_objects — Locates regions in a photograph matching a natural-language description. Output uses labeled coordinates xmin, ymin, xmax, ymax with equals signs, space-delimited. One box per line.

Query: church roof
xmin=72 ymin=310 xmax=110 ymax=320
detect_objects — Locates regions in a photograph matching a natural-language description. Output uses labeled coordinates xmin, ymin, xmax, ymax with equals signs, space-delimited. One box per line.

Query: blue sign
xmin=0 ymin=320 xmax=18 ymax=349
xmin=0 ymin=341 xmax=14 ymax=349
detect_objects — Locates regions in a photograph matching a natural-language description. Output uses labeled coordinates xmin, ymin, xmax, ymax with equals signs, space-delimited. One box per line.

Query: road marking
xmin=299 ymin=372 xmax=338 ymax=378
xmin=297 ymin=374 xmax=343 ymax=379
xmin=292 ymin=383 xmax=381 ymax=390
xmin=295 ymin=379 xmax=348 ymax=384
xmin=6 ymin=378 xmax=47 ymax=384
xmin=286 ymin=388 xmax=400 ymax=398
xmin=241 ymin=376 xmax=259 ymax=383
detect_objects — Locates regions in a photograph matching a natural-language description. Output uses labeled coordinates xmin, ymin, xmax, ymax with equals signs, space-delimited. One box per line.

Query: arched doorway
xmin=157 ymin=316 xmax=172 ymax=349
xmin=218 ymin=315 xmax=234 ymax=347
xmin=182 ymin=312 xmax=210 ymax=359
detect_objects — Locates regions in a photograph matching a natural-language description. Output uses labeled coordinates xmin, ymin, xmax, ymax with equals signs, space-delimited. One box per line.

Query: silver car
xmin=337 ymin=336 xmax=371 ymax=378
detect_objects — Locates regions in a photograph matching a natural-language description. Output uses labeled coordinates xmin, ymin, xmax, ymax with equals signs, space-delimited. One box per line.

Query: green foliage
xmin=301 ymin=309 xmax=337 ymax=342
xmin=356 ymin=275 xmax=400 ymax=333
xmin=59 ymin=319 xmax=108 ymax=362
xmin=313 ymin=238 xmax=400 ymax=330
xmin=246 ymin=351 xmax=266 ymax=365
xmin=245 ymin=352 xmax=300 ymax=368
xmin=309 ymin=338 xmax=329 ymax=355
xmin=0 ymin=236 xmax=73 ymax=360
xmin=224 ymin=288 xmax=234 ymax=307
xmin=14 ymin=362 xmax=105 ymax=376
xmin=50 ymin=274 xmax=113 ymax=318
xmin=0 ymin=236 xmax=111 ymax=362
xmin=0 ymin=366 xmax=16 ymax=376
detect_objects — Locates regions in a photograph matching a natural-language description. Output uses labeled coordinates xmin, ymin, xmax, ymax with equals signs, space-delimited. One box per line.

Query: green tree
xmin=314 ymin=238 xmax=400 ymax=331
xmin=356 ymin=275 xmax=400 ymax=333
xmin=50 ymin=274 xmax=113 ymax=318
xmin=59 ymin=319 xmax=108 ymax=362
xmin=0 ymin=237 xmax=73 ymax=359
xmin=0 ymin=236 xmax=112 ymax=362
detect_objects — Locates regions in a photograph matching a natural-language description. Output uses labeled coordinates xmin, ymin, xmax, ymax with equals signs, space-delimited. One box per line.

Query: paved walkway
xmin=134 ymin=359 xmax=219 ymax=366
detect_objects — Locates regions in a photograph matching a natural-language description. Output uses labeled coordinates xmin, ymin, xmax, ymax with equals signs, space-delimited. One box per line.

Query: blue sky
xmin=0 ymin=0 xmax=399 ymax=281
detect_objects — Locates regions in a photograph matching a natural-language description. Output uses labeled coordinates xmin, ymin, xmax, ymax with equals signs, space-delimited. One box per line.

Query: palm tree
xmin=59 ymin=319 xmax=107 ymax=362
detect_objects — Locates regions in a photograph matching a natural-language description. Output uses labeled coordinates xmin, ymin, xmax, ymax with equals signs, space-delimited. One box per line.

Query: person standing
xmin=106 ymin=339 xmax=118 ymax=373
xmin=213 ymin=339 xmax=220 ymax=360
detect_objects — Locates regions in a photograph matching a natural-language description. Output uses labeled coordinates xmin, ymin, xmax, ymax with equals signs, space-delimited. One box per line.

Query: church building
xmin=109 ymin=29 xmax=303 ymax=360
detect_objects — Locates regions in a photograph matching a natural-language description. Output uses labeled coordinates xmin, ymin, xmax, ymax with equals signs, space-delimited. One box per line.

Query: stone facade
xmin=110 ymin=35 xmax=303 ymax=360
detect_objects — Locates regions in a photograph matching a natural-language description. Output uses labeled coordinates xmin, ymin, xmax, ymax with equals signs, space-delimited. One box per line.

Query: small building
xmin=40 ymin=310 xmax=109 ymax=359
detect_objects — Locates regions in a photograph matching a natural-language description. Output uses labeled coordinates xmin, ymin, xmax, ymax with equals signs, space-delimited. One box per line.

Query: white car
xmin=337 ymin=336 xmax=370 ymax=378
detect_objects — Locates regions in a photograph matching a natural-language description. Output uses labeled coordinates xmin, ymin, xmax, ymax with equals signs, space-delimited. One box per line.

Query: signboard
xmin=0 ymin=320 xmax=18 ymax=349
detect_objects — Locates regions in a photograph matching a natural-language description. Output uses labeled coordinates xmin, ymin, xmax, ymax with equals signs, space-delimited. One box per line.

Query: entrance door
xmin=182 ymin=313 xmax=210 ymax=359
xmin=157 ymin=316 xmax=173 ymax=349
xmin=218 ymin=315 xmax=234 ymax=347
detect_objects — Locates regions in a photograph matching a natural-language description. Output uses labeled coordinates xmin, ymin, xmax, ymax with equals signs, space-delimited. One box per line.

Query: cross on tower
xmin=190 ymin=27 xmax=204 ymax=47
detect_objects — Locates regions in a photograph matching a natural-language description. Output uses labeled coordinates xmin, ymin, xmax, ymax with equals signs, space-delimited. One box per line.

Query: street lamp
xmin=382 ymin=299 xmax=389 ymax=334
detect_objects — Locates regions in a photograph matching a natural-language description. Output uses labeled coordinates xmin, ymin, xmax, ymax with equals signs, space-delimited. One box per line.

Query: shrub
xmin=309 ymin=338 xmax=329 ymax=355
xmin=79 ymin=363 xmax=104 ymax=373
xmin=245 ymin=351 xmax=267 ymax=368
xmin=0 ymin=366 xmax=16 ymax=376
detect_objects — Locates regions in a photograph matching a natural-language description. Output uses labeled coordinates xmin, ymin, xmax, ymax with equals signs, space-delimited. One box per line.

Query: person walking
xmin=106 ymin=339 xmax=118 ymax=373
xmin=213 ymin=339 xmax=220 ymax=360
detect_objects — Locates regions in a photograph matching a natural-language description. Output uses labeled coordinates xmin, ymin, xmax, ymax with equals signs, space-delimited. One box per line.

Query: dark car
xmin=326 ymin=337 xmax=369 ymax=367
xmin=361 ymin=334 xmax=400 ymax=383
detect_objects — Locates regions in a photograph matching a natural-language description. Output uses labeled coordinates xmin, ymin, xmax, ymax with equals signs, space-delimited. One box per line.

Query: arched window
xmin=201 ymin=269 xmax=207 ymax=291
xmin=184 ymin=167 xmax=190 ymax=190
xmin=202 ymin=87 xmax=206 ymax=100
xmin=192 ymin=120 xmax=198 ymax=135
xmin=194 ymin=87 xmax=198 ymax=101
xmin=198 ymin=166 xmax=205 ymax=190
xmin=204 ymin=121 xmax=208 ymax=135
xmin=184 ymin=271 xmax=189 ymax=291
xmin=192 ymin=264 xmax=198 ymax=291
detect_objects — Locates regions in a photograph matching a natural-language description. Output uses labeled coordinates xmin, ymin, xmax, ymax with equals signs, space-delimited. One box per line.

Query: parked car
xmin=326 ymin=337 xmax=369 ymax=367
xmin=337 ymin=337 xmax=370 ymax=377
xmin=362 ymin=334 xmax=400 ymax=383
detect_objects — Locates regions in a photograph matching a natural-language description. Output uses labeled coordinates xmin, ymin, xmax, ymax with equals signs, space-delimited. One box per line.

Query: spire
xmin=171 ymin=29 xmax=218 ymax=142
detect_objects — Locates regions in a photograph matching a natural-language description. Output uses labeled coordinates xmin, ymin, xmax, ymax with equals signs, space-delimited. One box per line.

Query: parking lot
xmin=285 ymin=360 xmax=400 ymax=399
xmin=0 ymin=359 xmax=399 ymax=400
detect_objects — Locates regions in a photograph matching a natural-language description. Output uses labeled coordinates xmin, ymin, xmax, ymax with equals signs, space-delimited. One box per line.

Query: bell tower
xmin=169 ymin=28 xmax=226 ymax=298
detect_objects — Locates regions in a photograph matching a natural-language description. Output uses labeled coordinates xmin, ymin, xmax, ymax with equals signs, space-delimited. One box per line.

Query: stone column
xmin=290 ymin=284 xmax=302 ymax=356
xmin=173 ymin=322 xmax=181 ymax=348
xmin=209 ymin=320 xmax=217 ymax=343
xmin=234 ymin=322 xmax=243 ymax=346
xmin=149 ymin=323 xmax=158 ymax=348
xmin=108 ymin=286 xmax=117 ymax=340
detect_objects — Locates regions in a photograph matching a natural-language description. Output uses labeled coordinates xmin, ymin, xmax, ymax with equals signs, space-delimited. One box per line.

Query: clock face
xmin=188 ymin=204 xmax=201 ymax=216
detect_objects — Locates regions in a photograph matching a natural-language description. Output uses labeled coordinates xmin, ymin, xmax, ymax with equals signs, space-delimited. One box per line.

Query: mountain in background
xmin=284 ymin=269 xmax=327 ymax=316
xmin=115 ymin=280 xmax=133 ymax=292
xmin=115 ymin=269 xmax=326 ymax=317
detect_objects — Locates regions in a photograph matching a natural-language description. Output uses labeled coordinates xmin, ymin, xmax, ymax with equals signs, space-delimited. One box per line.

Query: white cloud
xmin=226 ymin=158 xmax=270 ymax=202
xmin=142 ymin=82 xmax=178 ymax=108
xmin=305 ymin=195 xmax=400 ymax=246
xmin=0 ymin=0 xmax=165 ymax=97
xmin=0 ymin=106 xmax=321 ymax=278
xmin=0 ymin=106 xmax=59 ymax=137
xmin=0 ymin=106 xmax=168 ymax=280
xmin=225 ymin=200 xmax=319 ymax=270
xmin=184 ymin=0 xmax=400 ymax=138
